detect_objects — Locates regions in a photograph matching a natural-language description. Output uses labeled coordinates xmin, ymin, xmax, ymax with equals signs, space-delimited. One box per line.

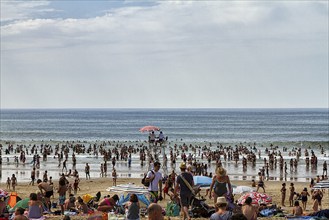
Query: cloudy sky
xmin=1 ymin=1 xmax=328 ymax=108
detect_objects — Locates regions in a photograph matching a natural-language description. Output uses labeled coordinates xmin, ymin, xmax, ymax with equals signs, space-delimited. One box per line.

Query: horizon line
xmin=1 ymin=107 xmax=328 ymax=110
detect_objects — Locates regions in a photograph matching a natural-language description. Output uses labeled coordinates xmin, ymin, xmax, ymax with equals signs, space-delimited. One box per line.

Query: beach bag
xmin=141 ymin=170 xmax=154 ymax=187
xmin=166 ymin=201 xmax=180 ymax=217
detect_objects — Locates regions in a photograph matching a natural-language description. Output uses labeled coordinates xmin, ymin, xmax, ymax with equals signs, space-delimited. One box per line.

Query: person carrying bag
xmin=174 ymin=163 xmax=194 ymax=220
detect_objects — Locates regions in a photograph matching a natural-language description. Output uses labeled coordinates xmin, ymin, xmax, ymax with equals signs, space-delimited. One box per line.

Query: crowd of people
xmin=0 ymin=140 xmax=328 ymax=220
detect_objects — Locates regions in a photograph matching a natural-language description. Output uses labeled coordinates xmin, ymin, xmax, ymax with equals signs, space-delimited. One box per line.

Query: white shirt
xmin=146 ymin=170 xmax=162 ymax=191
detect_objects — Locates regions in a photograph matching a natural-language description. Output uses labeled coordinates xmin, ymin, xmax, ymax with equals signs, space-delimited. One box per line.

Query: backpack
xmin=166 ymin=201 xmax=180 ymax=217
xmin=141 ymin=170 xmax=154 ymax=187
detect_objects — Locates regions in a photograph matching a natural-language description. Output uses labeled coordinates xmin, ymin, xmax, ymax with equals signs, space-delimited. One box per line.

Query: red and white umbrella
xmin=0 ymin=189 xmax=8 ymax=198
xmin=237 ymin=192 xmax=272 ymax=205
xmin=139 ymin=126 xmax=160 ymax=132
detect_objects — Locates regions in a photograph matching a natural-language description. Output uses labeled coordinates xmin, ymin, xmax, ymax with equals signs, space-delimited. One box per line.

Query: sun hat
xmin=179 ymin=162 xmax=187 ymax=169
xmin=216 ymin=197 xmax=227 ymax=206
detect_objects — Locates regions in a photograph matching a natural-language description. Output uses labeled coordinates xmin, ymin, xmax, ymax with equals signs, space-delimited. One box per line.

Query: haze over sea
xmin=0 ymin=108 xmax=328 ymax=183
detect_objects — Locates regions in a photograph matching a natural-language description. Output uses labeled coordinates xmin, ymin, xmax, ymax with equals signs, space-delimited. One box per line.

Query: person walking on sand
xmin=281 ymin=183 xmax=287 ymax=207
xmin=145 ymin=161 xmax=163 ymax=203
xmin=112 ymin=168 xmax=117 ymax=186
xmin=11 ymin=174 xmax=17 ymax=191
xmin=58 ymin=177 xmax=68 ymax=215
xmin=85 ymin=163 xmax=90 ymax=180
xmin=174 ymin=162 xmax=194 ymax=220
xmin=289 ymin=183 xmax=295 ymax=207
xmin=256 ymin=172 xmax=265 ymax=193
xmin=6 ymin=177 xmax=11 ymax=190
xmin=209 ymin=166 xmax=233 ymax=204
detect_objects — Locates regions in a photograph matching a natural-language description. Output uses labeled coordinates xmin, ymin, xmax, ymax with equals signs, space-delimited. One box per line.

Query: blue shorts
xmin=59 ymin=195 xmax=66 ymax=205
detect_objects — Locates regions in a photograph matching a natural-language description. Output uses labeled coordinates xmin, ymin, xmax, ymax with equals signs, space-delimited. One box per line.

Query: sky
xmin=1 ymin=1 xmax=328 ymax=109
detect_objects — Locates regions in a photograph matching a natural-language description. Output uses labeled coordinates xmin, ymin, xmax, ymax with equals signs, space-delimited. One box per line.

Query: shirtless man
xmin=37 ymin=179 xmax=53 ymax=210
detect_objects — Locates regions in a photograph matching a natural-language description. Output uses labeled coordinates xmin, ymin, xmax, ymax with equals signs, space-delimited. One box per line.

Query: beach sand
xmin=1 ymin=177 xmax=328 ymax=219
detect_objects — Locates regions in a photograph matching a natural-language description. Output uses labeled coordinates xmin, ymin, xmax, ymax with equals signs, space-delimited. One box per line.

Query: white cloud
xmin=1 ymin=1 xmax=52 ymax=22
xmin=1 ymin=1 xmax=328 ymax=108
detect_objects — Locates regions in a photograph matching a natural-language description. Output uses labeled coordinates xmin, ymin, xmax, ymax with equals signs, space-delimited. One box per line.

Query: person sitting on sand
xmin=77 ymin=197 xmax=90 ymax=214
xmin=28 ymin=193 xmax=43 ymax=219
xmin=242 ymin=197 xmax=258 ymax=220
xmin=147 ymin=203 xmax=164 ymax=220
xmin=210 ymin=197 xmax=232 ymax=220
xmin=14 ymin=207 xmax=28 ymax=220
xmin=292 ymin=200 xmax=303 ymax=216
xmin=64 ymin=194 xmax=77 ymax=212
xmin=97 ymin=194 xmax=119 ymax=212
xmin=251 ymin=180 xmax=256 ymax=187
xmin=125 ymin=193 xmax=140 ymax=220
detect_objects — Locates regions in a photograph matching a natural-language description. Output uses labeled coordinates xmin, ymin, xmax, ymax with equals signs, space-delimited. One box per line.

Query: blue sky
xmin=1 ymin=1 xmax=328 ymax=108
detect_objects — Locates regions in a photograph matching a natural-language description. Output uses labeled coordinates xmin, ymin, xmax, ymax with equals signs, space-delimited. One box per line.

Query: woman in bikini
xmin=289 ymin=183 xmax=295 ymax=207
xmin=300 ymin=188 xmax=310 ymax=211
xmin=256 ymin=172 xmax=265 ymax=193
xmin=209 ymin=166 xmax=232 ymax=204
xmin=97 ymin=194 xmax=119 ymax=212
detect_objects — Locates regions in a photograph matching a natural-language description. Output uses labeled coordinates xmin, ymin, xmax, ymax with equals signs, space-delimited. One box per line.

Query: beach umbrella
xmin=139 ymin=126 xmax=160 ymax=132
xmin=312 ymin=180 xmax=329 ymax=189
xmin=193 ymin=176 xmax=212 ymax=187
xmin=237 ymin=192 xmax=272 ymax=205
xmin=0 ymin=189 xmax=8 ymax=198
xmin=233 ymin=186 xmax=255 ymax=195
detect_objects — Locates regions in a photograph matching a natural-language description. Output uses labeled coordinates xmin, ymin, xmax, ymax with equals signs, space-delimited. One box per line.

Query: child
xmin=11 ymin=174 xmax=17 ymax=191
xmin=251 ymin=179 xmax=256 ymax=187
xmin=163 ymin=178 xmax=173 ymax=200
xmin=6 ymin=177 xmax=11 ymax=190
xmin=68 ymin=184 xmax=73 ymax=195
xmin=112 ymin=168 xmax=117 ymax=186
xmin=73 ymin=178 xmax=80 ymax=195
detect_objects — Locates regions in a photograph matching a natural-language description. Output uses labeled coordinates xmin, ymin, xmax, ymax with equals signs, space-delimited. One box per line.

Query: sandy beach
xmin=1 ymin=177 xmax=328 ymax=219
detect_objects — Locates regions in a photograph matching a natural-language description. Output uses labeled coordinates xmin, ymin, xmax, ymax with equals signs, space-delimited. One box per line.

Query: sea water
xmin=0 ymin=108 xmax=328 ymax=183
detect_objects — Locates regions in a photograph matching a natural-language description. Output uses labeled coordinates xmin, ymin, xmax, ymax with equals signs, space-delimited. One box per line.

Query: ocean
xmin=0 ymin=108 xmax=328 ymax=183
xmin=1 ymin=108 xmax=328 ymax=142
